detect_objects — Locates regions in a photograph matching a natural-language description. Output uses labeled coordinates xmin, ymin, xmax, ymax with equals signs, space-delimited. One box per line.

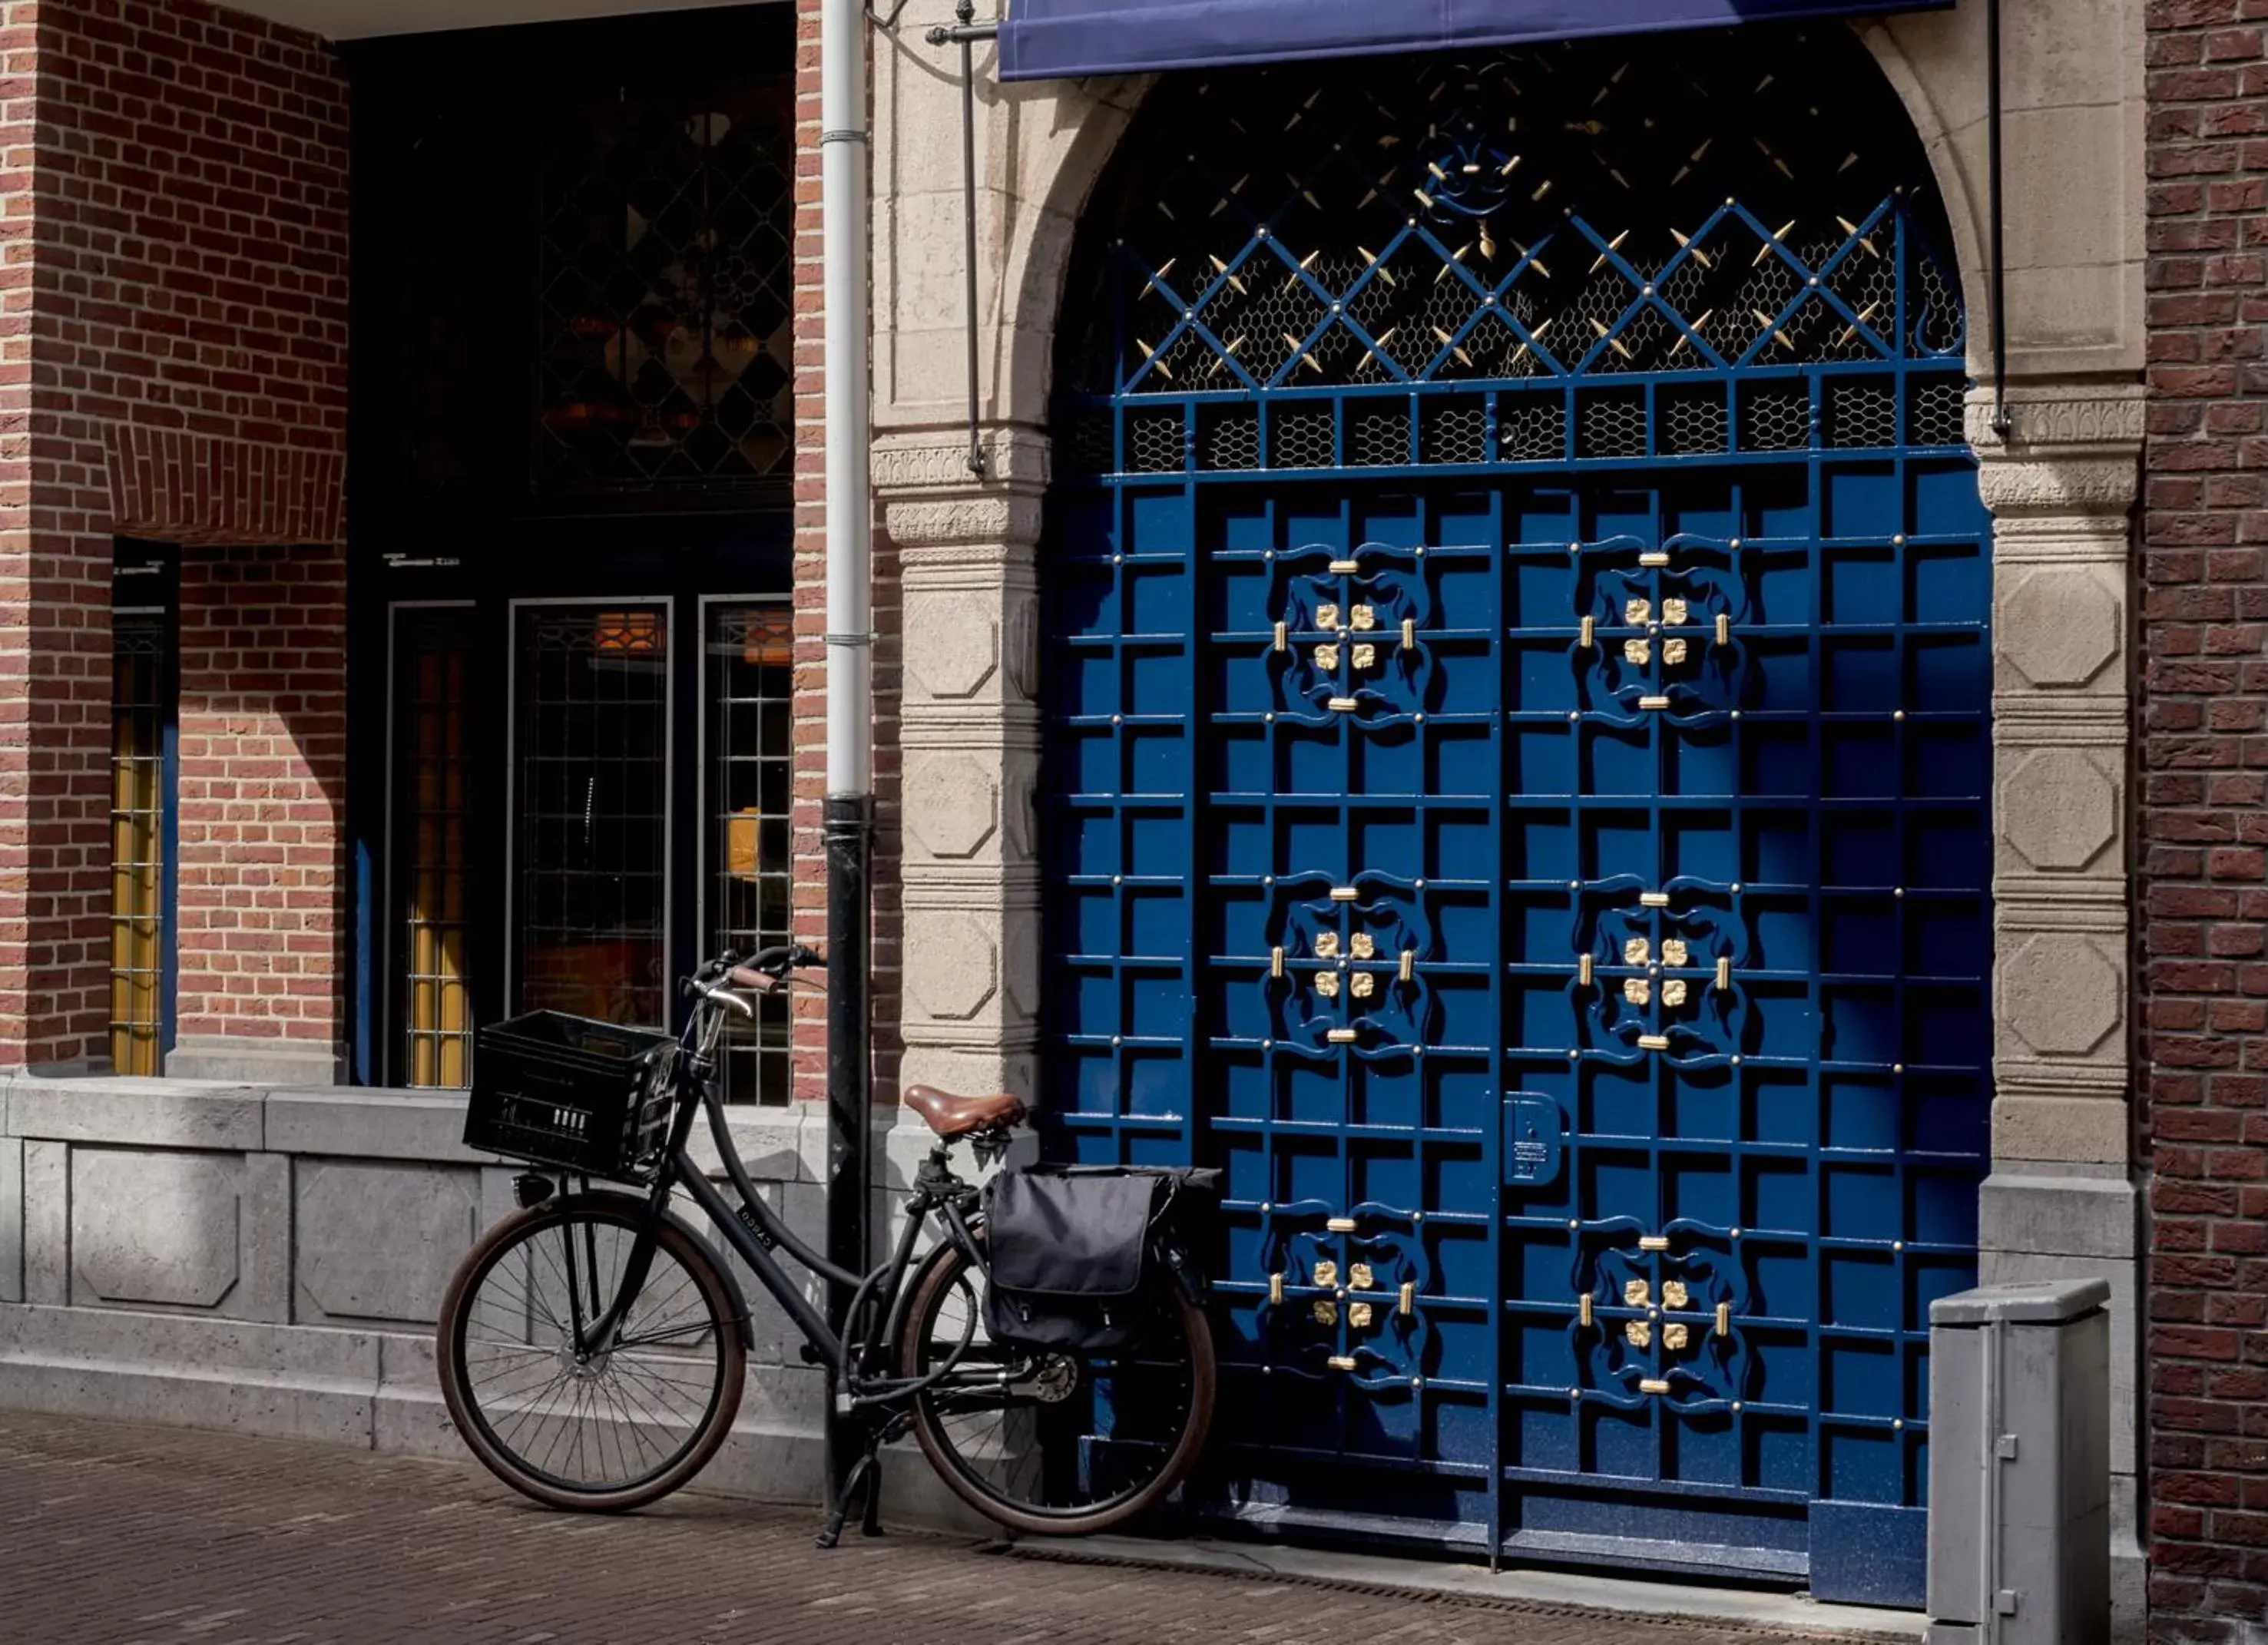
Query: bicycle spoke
xmin=449 ymin=1206 xmax=734 ymax=1500
xmin=909 ymin=1242 xmax=1203 ymax=1523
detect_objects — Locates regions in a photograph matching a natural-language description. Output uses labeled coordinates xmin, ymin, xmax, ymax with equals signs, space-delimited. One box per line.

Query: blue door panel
xmin=1041 ymin=31 xmax=1991 ymax=1605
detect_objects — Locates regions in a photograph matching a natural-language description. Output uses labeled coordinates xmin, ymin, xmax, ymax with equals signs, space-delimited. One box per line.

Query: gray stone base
xmin=166 ymin=1036 xmax=345 ymax=1084
xmin=0 ymin=1075 xmax=995 ymax=1533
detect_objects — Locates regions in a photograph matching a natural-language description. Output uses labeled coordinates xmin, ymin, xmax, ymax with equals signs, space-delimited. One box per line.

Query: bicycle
xmin=435 ymin=945 xmax=1218 ymax=1546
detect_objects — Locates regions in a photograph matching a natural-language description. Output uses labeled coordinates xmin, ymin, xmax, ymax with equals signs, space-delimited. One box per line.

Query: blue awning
xmin=997 ymin=0 xmax=1951 ymax=82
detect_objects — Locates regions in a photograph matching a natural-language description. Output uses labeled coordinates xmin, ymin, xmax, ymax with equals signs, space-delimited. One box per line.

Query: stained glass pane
xmin=109 ymin=610 xmax=169 ymax=1077
xmin=515 ymin=604 xmax=670 ymax=1029
xmin=707 ymin=603 xmax=795 ymax=1105
xmin=537 ymin=74 xmax=795 ymax=492
xmin=394 ymin=608 xmax=476 ymax=1089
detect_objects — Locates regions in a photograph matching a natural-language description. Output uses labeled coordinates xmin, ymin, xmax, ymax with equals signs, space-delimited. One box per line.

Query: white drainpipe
xmin=822 ymin=0 xmax=872 ymax=799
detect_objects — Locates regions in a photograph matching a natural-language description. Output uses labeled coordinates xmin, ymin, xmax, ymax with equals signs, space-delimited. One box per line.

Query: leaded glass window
xmin=514 ymin=604 xmax=671 ymax=1028
xmin=705 ymin=602 xmax=795 ymax=1104
xmin=538 ymin=75 xmax=795 ymax=492
xmin=394 ymin=607 xmax=475 ymax=1089
xmin=110 ymin=607 xmax=171 ymax=1076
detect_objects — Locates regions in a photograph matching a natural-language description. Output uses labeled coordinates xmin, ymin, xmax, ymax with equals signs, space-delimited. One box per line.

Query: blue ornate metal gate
xmin=1041 ymin=29 xmax=1991 ymax=1605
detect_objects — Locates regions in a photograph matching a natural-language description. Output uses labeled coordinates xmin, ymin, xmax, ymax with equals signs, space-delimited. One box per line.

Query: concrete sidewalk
xmin=0 ymin=1412 xmax=1916 ymax=1644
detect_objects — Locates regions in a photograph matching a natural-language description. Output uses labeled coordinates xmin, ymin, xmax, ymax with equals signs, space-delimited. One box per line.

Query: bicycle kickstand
xmin=814 ymin=1429 xmax=886 ymax=1550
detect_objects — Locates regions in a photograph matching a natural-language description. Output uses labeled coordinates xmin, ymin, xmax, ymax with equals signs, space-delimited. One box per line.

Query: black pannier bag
xmin=982 ymin=1165 xmax=1217 ymax=1353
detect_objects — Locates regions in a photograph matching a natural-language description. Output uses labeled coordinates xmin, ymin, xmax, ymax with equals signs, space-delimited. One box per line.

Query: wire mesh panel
xmin=1042 ymin=26 xmax=1988 ymax=1603
xmin=513 ymin=604 xmax=671 ymax=1030
xmin=705 ymin=602 xmax=795 ymax=1104
xmin=110 ymin=609 xmax=171 ymax=1077
xmin=394 ymin=607 xmax=477 ymax=1089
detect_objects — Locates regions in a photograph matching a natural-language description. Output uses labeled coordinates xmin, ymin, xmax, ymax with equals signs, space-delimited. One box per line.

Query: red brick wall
xmin=2143 ymin=0 xmax=2268 ymax=1633
xmin=173 ymin=544 xmax=345 ymax=1055
xmin=0 ymin=0 xmax=349 ymax=1067
xmin=789 ymin=0 xmax=899 ymax=1107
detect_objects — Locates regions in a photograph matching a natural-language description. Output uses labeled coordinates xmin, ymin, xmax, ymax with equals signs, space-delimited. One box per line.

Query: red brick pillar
xmin=0 ymin=0 xmax=351 ymax=1077
xmin=789 ymin=0 xmax=903 ymax=1107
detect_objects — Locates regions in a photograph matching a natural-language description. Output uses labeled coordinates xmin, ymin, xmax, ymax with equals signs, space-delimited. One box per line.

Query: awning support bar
xmin=929 ymin=6 xmax=1001 ymax=478
xmin=1986 ymin=0 xmax=2012 ymax=439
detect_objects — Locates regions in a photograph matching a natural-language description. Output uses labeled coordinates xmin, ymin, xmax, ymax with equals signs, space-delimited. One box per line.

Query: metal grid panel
xmin=704 ymin=602 xmax=795 ymax=1104
xmin=394 ymin=607 xmax=476 ymax=1090
xmin=1041 ymin=28 xmax=1988 ymax=1603
xmin=109 ymin=611 xmax=170 ymax=1078
xmin=513 ymin=604 xmax=671 ymax=1029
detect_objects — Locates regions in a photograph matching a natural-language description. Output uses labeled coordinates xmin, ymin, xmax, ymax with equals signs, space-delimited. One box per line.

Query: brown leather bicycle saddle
xmin=904 ymin=1084 xmax=1026 ymax=1137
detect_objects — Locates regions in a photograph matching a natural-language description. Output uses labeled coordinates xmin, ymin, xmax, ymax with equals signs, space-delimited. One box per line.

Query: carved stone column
xmin=877 ymin=431 xmax=1048 ymax=1109
xmin=1970 ymin=387 xmax=2144 ymax=1635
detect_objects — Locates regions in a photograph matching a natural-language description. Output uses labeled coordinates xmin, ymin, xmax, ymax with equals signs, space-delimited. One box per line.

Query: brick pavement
xmin=0 ymin=1412 xmax=1882 ymax=1645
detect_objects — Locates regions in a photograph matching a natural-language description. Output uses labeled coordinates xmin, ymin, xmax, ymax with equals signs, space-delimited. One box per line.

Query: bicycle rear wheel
xmin=437 ymin=1193 xmax=743 ymax=1512
xmin=897 ymin=1233 xmax=1214 ymax=1535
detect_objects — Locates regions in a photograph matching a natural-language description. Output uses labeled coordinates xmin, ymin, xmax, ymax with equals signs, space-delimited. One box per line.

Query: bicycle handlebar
xmin=683 ymin=943 xmax=823 ymax=1010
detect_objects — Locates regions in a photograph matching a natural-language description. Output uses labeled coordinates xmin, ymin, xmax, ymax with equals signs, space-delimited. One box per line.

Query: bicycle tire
xmin=896 ymin=1232 xmax=1215 ymax=1536
xmin=437 ymin=1193 xmax=745 ymax=1513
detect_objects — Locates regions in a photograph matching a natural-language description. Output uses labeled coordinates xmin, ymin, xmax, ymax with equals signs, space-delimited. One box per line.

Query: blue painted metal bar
xmin=999 ymin=0 xmax=1954 ymax=81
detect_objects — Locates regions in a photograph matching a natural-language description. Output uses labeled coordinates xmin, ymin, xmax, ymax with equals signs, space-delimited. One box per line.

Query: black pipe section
xmin=822 ymin=792 xmax=872 ymax=1503
xmin=1987 ymin=0 xmax=2013 ymax=439
xmin=929 ymin=6 xmax=999 ymax=477
xmin=824 ymin=793 xmax=874 ymax=1316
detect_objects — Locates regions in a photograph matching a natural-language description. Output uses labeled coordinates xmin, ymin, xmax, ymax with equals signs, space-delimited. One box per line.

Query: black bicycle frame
xmin=570 ymin=998 xmax=990 ymax=1405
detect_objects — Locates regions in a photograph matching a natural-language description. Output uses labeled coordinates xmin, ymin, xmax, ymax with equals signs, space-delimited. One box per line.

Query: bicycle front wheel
xmin=437 ymin=1193 xmax=744 ymax=1512
xmin=898 ymin=1233 xmax=1215 ymax=1535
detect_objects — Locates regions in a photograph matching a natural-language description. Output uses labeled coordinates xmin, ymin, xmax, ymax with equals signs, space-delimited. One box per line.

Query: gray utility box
xmin=1927 ymin=1279 xmax=2111 ymax=1645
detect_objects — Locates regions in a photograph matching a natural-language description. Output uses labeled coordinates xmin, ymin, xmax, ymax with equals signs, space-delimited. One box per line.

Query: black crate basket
xmin=462 ymin=1011 xmax=680 ymax=1182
